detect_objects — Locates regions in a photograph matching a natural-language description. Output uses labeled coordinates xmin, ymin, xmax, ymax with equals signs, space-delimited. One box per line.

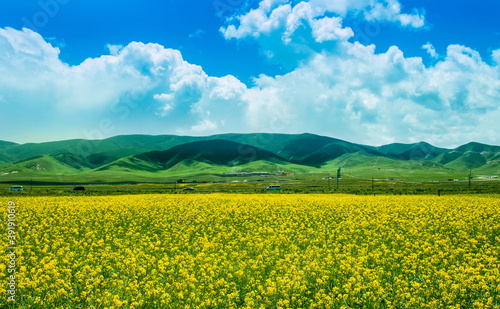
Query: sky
xmin=0 ymin=0 xmax=499 ymax=148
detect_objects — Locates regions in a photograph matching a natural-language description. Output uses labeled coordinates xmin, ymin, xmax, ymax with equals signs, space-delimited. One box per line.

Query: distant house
xmin=73 ymin=186 xmax=85 ymax=191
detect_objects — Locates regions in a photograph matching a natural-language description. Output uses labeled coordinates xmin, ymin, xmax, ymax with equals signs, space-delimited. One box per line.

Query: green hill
xmin=98 ymin=139 xmax=289 ymax=172
xmin=0 ymin=153 xmax=12 ymax=164
xmin=0 ymin=135 xmax=498 ymax=183
xmin=278 ymin=134 xmax=382 ymax=166
xmin=474 ymin=157 xmax=500 ymax=175
xmin=0 ymin=154 xmax=83 ymax=178
xmin=443 ymin=151 xmax=489 ymax=170
xmin=432 ymin=142 xmax=500 ymax=171
xmin=132 ymin=139 xmax=288 ymax=169
xmin=0 ymin=141 xmax=19 ymax=163
xmin=378 ymin=142 xmax=449 ymax=160
xmin=217 ymin=133 xmax=382 ymax=166
xmin=454 ymin=142 xmax=500 ymax=154
xmin=0 ymin=141 xmax=17 ymax=147
xmin=0 ymin=135 xmax=206 ymax=169
xmin=319 ymin=152 xmax=459 ymax=181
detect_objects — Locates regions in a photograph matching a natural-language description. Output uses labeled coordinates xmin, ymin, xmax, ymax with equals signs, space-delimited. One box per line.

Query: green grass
xmin=0 ymin=154 xmax=85 ymax=177
xmin=1 ymin=176 xmax=498 ymax=197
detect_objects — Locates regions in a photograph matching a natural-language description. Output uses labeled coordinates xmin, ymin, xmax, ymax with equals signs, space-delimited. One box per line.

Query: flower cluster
xmin=1 ymin=194 xmax=499 ymax=308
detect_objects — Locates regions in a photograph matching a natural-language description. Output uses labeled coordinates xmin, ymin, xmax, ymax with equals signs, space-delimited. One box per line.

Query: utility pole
xmin=372 ymin=177 xmax=374 ymax=191
xmin=336 ymin=168 xmax=341 ymax=190
xmin=468 ymin=170 xmax=472 ymax=189
xmin=328 ymin=174 xmax=331 ymax=190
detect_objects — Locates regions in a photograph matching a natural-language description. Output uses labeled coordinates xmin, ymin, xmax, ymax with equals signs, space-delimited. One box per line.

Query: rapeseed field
xmin=1 ymin=194 xmax=499 ymax=308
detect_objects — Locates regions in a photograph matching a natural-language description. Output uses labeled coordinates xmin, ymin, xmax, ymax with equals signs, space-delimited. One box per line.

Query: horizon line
xmin=1 ymin=133 xmax=498 ymax=149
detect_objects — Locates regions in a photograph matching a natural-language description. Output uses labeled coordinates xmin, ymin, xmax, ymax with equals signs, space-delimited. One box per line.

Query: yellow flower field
xmin=1 ymin=194 xmax=499 ymax=308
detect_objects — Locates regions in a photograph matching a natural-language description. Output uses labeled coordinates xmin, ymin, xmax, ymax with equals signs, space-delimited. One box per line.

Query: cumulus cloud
xmin=221 ymin=0 xmax=425 ymax=43
xmin=1 ymin=27 xmax=500 ymax=147
xmin=219 ymin=0 xmax=425 ymax=68
xmin=310 ymin=16 xmax=354 ymax=43
xmin=363 ymin=0 xmax=425 ymax=28
xmin=221 ymin=2 xmax=292 ymax=40
xmin=0 ymin=27 xmax=247 ymax=141
xmin=241 ymin=42 xmax=500 ymax=146
xmin=0 ymin=28 xmax=243 ymax=119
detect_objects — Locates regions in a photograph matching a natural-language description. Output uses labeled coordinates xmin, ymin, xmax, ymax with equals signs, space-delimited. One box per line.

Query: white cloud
xmin=241 ymin=41 xmax=500 ymax=146
xmin=106 ymin=44 xmax=124 ymax=56
xmin=220 ymin=0 xmax=425 ymax=68
xmin=396 ymin=10 xmax=425 ymax=28
xmin=221 ymin=1 xmax=356 ymax=43
xmin=207 ymin=75 xmax=246 ymax=101
xmin=1 ymin=27 xmax=500 ymax=148
xmin=153 ymin=94 xmax=174 ymax=116
xmin=0 ymin=27 xmax=247 ymax=141
xmin=191 ymin=119 xmax=218 ymax=132
xmin=259 ymin=0 xmax=289 ymax=12
xmin=493 ymin=49 xmax=500 ymax=64
xmin=221 ymin=3 xmax=292 ymax=39
xmin=310 ymin=16 xmax=354 ymax=43
xmin=364 ymin=1 xmax=425 ymax=28
xmin=422 ymin=42 xmax=438 ymax=58
xmin=221 ymin=0 xmax=425 ymax=43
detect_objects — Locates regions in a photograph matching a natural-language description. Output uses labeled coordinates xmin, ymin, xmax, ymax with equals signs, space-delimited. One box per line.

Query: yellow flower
xmin=3 ymin=194 xmax=499 ymax=308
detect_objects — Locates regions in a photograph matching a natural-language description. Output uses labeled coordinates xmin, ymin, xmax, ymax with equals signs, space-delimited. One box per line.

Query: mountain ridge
xmin=0 ymin=133 xmax=499 ymax=182
xmin=99 ymin=139 xmax=290 ymax=172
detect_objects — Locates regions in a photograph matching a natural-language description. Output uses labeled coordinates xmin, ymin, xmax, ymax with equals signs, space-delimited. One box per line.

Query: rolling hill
xmin=97 ymin=139 xmax=290 ymax=172
xmin=0 ymin=135 xmax=212 ymax=165
xmin=0 ymin=154 xmax=83 ymax=179
xmin=432 ymin=142 xmax=500 ymax=171
xmin=211 ymin=133 xmax=382 ymax=165
xmin=0 ymin=133 xmax=498 ymax=183
xmin=377 ymin=142 xmax=449 ymax=160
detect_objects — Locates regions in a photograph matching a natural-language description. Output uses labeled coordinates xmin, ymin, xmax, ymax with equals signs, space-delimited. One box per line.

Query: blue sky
xmin=0 ymin=0 xmax=499 ymax=147
xmin=0 ymin=0 xmax=278 ymax=83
